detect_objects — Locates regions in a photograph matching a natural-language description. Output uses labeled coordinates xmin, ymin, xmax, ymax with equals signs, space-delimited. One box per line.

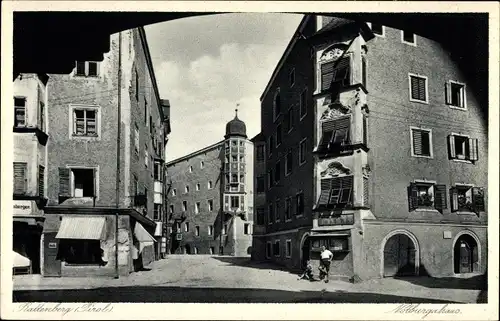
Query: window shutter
xmin=58 ymin=167 xmax=71 ymax=197
xmin=340 ymin=175 xmax=354 ymax=204
xmin=38 ymin=165 xmax=45 ymax=198
xmin=363 ymin=176 xmax=369 ymax=207
xmin=412 ymin=130 xmax=423 ymax=155
xmin=418 ymin=77 xmax=426 ymax=101
xmin=363 ymin=115 xmax=367 ymax=146
xmin=410 ymin=77 xmax=419 ymax=100
xmin=317 ymin=178 xmax=332 ymax=207
xmin=445 ymin=82 xmax=452 ymax=105
xmin=407 ymin=183 xmax=418 ymax=211
xmin=321 ymin=61 xmax=334 ymax=91
xmin=13 ymin=163 xmax=27 ymax=194
xmin=434 ymin=184 xmax=447 ymax=211
xmin=472 ymin=187 xmax=485 ymax=213
xmin=447 ymin=135 xmax=456 ymax=159
xmin=450 ymin=187 xmax=459 ymax=212
xmin=468 ymin=138 xmax=479 ymax=161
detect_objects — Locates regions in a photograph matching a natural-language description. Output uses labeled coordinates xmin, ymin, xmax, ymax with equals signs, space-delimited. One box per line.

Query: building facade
xmin=40 ymin=27 xmax=171 ymax=277
xmin=166 ymin=112 xmax=253 ymax=256
xmin=12 ymin=73 xmax=50 ymax=274
xmin=254 ymin=15 xmax=488 ymax=280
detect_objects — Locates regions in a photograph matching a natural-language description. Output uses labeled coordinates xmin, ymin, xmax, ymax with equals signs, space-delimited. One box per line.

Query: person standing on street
xmin=320 ymin=245 xmax=333 ymax=283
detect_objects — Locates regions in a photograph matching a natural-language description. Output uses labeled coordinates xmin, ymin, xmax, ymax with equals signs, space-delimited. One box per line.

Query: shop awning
xmin=13 ymin=251 xmax=31 ymax=268
xmin=55 ymin=216 xmax=106 ymax=240
xmin=134 ymin=222 xmax=157 ymax=243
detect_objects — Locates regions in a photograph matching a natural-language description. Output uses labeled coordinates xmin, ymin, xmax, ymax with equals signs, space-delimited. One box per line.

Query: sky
xmin=145 ymin=13 xmax=304 ymax=162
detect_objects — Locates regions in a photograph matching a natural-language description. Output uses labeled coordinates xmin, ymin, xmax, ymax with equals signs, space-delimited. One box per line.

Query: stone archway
xmin=380 ymin=229 xmax=420 ymax=277
xmin=452 ymin=230 xmax=481 ymax=274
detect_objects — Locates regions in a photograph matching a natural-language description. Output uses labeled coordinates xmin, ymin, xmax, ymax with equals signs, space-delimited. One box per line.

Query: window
xmin=154 ymin=161 xmax=163 ymax=181
xmin=175 ymin=222 xmax=181 ymax=233
xmin=274 ymin=160 xmax=281 ymax=183
xmin=285 ymin=150 xmax=293 ymax=176
xmin=189 ymin=166 xmax=193 ymax=173
xmin=154 ymin=204 xmax=162 ymax=220
xmin=144 ymin=148 xmax=149 ymax=167
xmin=446 ymin=81 xmax=466 ymax=109
xmin=257 ymin=176 xmax=265 ymax=193
xmin=266 ymin=242 xmax=272 ymax=259
xmin=299 ymin=139 xmax=307 ymax=165
xmin=208 ymin=181 xmax=213 ymax=189
xmin=182 ymin=201 xmax=187 ymax=212
xmin=256 ymin=145 xmax=265 ymax=162
xmin=317 ymin=117 xmax=351 ymax=153
xmin=256 ymin=208 xmax=265 ymax=225
xmin=321 ymin=56 xmax=350 ymax=92
xmin=222 ymin=223 xmax=228 ymax=235
xmin=408 ymin=182 xmax=447 ymax=212
xmin=72 ymin=107 xmax=98 ymax=137
xmin=208 ymin=225 xmax=213 ymax=236
xmin=244 ymin=223 xmax=251 ymax=235
xmin=231 ymin=174 xmax=238 ymax=183
xmin=58 ymin=239 xmax=102 ymax=265
xmin=230 ymin=196 xmax=240 ymax=209
xmin=195 ymin=202 xmax=200 ymax=214
xmin=195 ymin=226 xmax=200 ymax=236
xmin=273 ymin=240 xmax=281 ymax=257
xmin=300 ymin=88 xmax=307 ymax=119
xmin=276 ymin=124 xmax=282 ymax=147
xmin=13 ymin=162 xmax=28 ymax=195
xmin=296 ymin=192 xmax=304 ymax=216
xmin=362 ymin=56 xmax=367 ymax=89
xmin=134 ymin=124 xmax=140 ymax=155
xmin=285 ymin=240 xmax=292 ymax=258
xmin=448 ymin=134 xmax=478 ymax=161
xmin=14 ymin=97 xmax=26 ymax=127
xmin=402 ymin=30 xmax=416 ymax=45
xmin=75 ymin=61 xmax=99 ymax=77
xmin=273 ymin=89 xmax=281 ymax=121
xmin=184 ymin=222 xmax=189 ymax=232
xmin=200 ymin=161 xmax=204 ymax=169
xmin=316 ymin=176 xmax=353 ymax=209
xmin=169 ymin=204 xmax=174 ymax=215
xmin=172 ymin=188 xmax=177 ymax=196
xmin=39 ymin=101 xmax=45 ymax=131
xmin=38 ymin=165 xmax=45 ymax=197
xmin=267 ymin=169 xmax=273 ymax=189
xmin=411 ymin=127 xmax=433 ymax=158
xmin=185 ymin=185 xmax=189 ymax=193
xmin=285 ymin=197 xmax=292 ymax=221
xmin=285 ymin=106 xmax=294 ymax=133
xmin=71 ymin=168 xmax=96 ymax=198
xmin=370 ymin=23 xmax=384 ymax=36
xmin=196 ymin=183 xmax=200 ymax=191
xmin=208 ymin=199 xmax=214 ymax=211
xmin=275 ymin=199 xmax=281 ymax=222
xmin=268 ymin=136 xmax=274 ymax=158
xmin=268 ymin=202 xmax=274 ymax=224
xmin=289 ymin=68 xmax=295 ymax=87
xmin=409 ymin=74 xmax=427 ymax=103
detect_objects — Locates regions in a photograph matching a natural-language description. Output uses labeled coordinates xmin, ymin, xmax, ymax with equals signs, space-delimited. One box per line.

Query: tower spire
xmin=235 ymin=103 xmax=239 ymax=118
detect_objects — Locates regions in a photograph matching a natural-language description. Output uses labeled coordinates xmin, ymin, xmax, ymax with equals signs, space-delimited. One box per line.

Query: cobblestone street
xmin=13 ymin=255 xmax=486 ymax=303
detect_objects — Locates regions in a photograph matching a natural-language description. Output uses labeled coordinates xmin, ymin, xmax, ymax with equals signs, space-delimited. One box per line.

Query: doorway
xmin=383 ymin=233 xmax=417 ymax=277
xmin=301 ymin=237 xmax=310 ymax=269
xmin=454 ymin=234 xmax=478 ymax=274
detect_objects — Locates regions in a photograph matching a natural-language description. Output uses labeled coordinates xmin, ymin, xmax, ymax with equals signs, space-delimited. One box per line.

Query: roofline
xmin=260 ymin=14 xmax=311 ymax=101
xmin=166 ymin=140 xmax=225 ymax=166
xmin=138 ymin=26 xmax=165 ymax=121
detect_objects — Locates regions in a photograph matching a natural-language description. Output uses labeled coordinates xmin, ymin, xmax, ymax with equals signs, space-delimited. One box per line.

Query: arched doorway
xmin=300 ymin=233 xmax=310 ymax=269
xmin=382 ymin=231 xmax=419 ymax=277
xmin=454 ymin=234 xmax=479 ymax=274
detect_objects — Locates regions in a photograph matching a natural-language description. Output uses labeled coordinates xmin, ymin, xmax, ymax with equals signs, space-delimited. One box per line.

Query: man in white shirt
xmin=320 ymin=246 xmax=333 ymax=283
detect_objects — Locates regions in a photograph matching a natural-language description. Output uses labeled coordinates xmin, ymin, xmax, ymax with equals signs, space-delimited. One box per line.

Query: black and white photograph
xmin=1 ymin=1 xmax=498 ymax=320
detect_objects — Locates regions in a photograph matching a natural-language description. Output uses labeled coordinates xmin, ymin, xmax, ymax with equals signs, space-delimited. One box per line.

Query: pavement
xmin=12 ymin=255 xmax=486 ymax=303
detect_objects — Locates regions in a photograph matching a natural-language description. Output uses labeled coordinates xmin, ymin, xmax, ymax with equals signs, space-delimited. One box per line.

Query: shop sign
xmin=13 ymin=200 xmax=32 ymax=215
xmin=318 ymin=213 xmax=354 ymax=226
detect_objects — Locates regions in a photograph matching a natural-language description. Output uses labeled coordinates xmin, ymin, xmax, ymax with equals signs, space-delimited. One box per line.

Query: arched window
xmin=273 ymin=88 xmax=281 ymax=120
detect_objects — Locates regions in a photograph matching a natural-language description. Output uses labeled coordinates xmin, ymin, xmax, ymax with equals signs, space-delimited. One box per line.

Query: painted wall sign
xmin=48 ymin=242 xmax=57 ymax=249
xmin=443 ymin=231 xmax=452 ymax=239
xmin=13 ymin=200 xmax=32 ymax=215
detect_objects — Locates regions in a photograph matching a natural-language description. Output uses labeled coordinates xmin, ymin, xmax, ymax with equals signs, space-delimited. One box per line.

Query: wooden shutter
xmin=417 ymin=77 xmax=426 ymax=101
xmin=450 ymin=187 xmax=459 ymax=212
xmin=469 ymin=138 xmax=479 ymax=161
xmin=472 ymin=187 xmax=485 ymax=213
xmin=317 ymin=178 xmax=332 ymax=207
xmin=411 ymin=76 xmax=426 ymax=101
xmin=362 ymin=57 xmax=367 ymax=88
xmin=363 ymin=176 xmax=369 ymax=207
xmin=448 ymin=135 xmax=456 ymax=159
xmin=445 ymin=82 xmax=452 ymax=105
xmin=58 ymin=167 xmax=71 ymax=197
xmin=412 ymin=130 xmax=423 ymax=155
xmin=321 ymin=61 xmax=335 ymax=91
xmin=13 ymin=163 xmax=27 ymax=194
xmin=363 ymin=115 xmax=368 ymax=146
xmin=38 ymin=165 xmax=45 ymax=198
xmin=340 ymin=175 xmax=354 ymax=204
xmin=407 ymin=183 xmax=418 ymax=211
xmin=434 ymin=184 xmax=447 ymax=211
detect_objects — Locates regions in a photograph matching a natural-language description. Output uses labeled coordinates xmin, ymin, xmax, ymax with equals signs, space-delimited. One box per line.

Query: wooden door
xmin=459 ymin=242 xmax=472 ymax=273
xmin=43 ymin=232 xmax=61 ymax=277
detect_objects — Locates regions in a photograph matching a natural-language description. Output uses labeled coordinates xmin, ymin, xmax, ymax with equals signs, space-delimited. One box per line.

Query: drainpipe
xmin=115 ymin=31 xmax=122 ymax=279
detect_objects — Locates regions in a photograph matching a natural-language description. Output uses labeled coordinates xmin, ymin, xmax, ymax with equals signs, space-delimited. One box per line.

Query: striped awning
xmin=55 ymin=216 xmax=106 ymax=240
xmin=134 ymin=222 xmax=157 ymax=243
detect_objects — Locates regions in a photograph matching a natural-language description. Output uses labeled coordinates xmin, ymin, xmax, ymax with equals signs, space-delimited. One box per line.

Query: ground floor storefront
xmin=42 ymin=207 xmax=157 ymax=277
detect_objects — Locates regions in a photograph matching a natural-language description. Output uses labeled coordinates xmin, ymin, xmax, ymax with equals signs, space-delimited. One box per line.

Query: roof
xmin=166 ymin=140 xmax=224 ymax=166
xmin=313 ymin=17 xmax=357 ymax=36
xmin=250 ymin=132 xmax=264 ymax=142
xmin=225 ymin=114 xmax=247 ymax=138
